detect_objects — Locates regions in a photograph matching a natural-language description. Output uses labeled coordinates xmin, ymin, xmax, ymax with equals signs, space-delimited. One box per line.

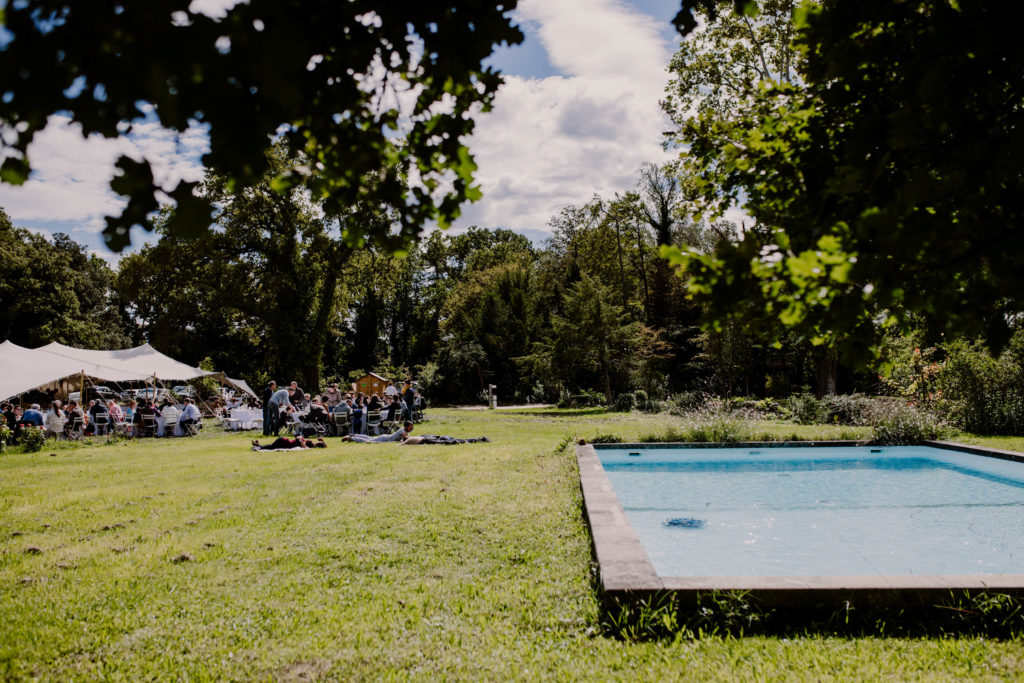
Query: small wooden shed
xmin=352 ymin=372 xmax=390 ymax=396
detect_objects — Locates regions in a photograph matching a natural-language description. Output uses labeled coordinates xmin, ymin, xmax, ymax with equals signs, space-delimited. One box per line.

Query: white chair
xmin=93 ymin=413 xmax=111 ymax=436
xmin=366 ymin=410 xmax=382 ymax=435
xmin=45 ymin=417 xmax=66 ymax=439
xmin=162 ymin=411 xmax=180 ymax=437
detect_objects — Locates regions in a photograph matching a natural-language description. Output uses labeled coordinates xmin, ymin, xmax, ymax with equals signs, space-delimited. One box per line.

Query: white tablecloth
xmin=154 ymin=415 xmax=182 ymax=437
xmin=225 ymin=408 xmax=262 ymax=431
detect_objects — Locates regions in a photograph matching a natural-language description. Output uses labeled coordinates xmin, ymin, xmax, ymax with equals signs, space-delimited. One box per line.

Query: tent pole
xmin=80 ymin=370 xmax=85 ymax=404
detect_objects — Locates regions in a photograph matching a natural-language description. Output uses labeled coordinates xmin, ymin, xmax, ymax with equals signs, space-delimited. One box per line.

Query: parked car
xmin=69 ymin=386 xmax=118 ymax=404
xmin=134 ymin=388 xmax=168 ymax=403
xmin=93 ymin=385 xmax=118 ymax=400
xmin=171 ymin=385 xmax=197 ymax=398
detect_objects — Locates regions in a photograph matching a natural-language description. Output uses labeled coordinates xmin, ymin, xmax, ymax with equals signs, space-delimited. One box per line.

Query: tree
xmin=0 ymin=1 xmax=523 ymax=251
xmin=0 ymin=208 xmax=128 ymax=348
xmin=526 ymin=274 xmax=653 ymax=404
xmin=662 ymin=0 xmax=803 ymax=150
xmin=115 ymin=145 xmax=364 ymax=389
xmin=665 ymin=0 xmax=1024 ymax=361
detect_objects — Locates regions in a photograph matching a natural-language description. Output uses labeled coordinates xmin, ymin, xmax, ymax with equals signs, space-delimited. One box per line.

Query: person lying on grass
xmin=341 ymin=421 xmax=413 ymax=443
xmin=251 ymin=436 xmax=326 ymax=450
xmin=401 ymin=435 xmax=489 ymax=445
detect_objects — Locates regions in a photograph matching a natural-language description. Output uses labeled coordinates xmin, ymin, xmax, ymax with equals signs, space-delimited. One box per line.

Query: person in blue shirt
xmin=20 ymin=403 xmax=44 ymax=426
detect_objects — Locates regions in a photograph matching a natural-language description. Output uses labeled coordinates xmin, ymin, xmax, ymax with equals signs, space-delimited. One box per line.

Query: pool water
xmin=598 ymin=445 xmax=1024 ymax=577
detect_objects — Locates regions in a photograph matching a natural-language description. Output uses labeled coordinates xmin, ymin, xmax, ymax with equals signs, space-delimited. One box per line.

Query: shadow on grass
xmin=600 ymin=589 xmax=1024 ymax=641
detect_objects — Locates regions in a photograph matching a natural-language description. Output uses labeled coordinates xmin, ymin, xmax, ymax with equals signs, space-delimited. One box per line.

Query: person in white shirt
xmin=44 ymin=400 xmax=65 ymax=436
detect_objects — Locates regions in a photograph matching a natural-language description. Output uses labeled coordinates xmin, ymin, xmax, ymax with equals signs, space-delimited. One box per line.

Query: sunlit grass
xmin=2 ymin=408 xmax=1022 ymax=679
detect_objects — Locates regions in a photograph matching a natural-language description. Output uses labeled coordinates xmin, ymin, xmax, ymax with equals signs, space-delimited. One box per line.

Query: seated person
xmin=87 ymin=399 xmax=110 ymax=435
xmin=384 ymin=397 xmax=400 ymax=422
xmin=3 ymin=403 xmax=17 ymax=432
xmin=19 ymin=403 xmax=44 ymax=428
xmin=107 ymin=399 xmax=124 ymax=422
xmin=65 ymin=400 xmax=86 ymax=435
xmin=44 ymin=401 xmax=66 ymax=436
xmin=306 ymin=397 xmax=330 ymax=425
xmin=342 ymin=421 xmax=413 ymax=443
xmin=179 ymin=397 xmax=201 ymax=432
xmin=251 ymin=435 xmax=326 ymax=450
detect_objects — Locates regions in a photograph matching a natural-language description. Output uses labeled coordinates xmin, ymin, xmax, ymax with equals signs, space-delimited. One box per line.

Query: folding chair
xmin=141 ymin=413 xmax=158 ymax=438
xmin=332 ymin=412 xmax=350 ymax=437
xmin=366 ymin=410 xmax=382 ymax=435
xmin=162 ymin=413 xmax=179 ymax=437
xmin=46 ymin=417 xmax=66 ymax=440
xmin=180 ymin=417 xmax=201 ymax=436
xmin=93 ymin=414 xmax=110 ymax=436
xmin=65 ymin=416 xmax=84 ymax=440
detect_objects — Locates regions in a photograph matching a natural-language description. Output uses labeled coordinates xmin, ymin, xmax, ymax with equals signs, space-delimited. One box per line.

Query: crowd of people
xmin=258 ymin=379 xmax=426 ymax=438
xmin=2 ymin=394 xmax=203 ymax=441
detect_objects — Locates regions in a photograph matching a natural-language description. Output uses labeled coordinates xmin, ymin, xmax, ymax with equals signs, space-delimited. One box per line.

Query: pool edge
xmin=577 ymin=440 xmax=1024 ymax=608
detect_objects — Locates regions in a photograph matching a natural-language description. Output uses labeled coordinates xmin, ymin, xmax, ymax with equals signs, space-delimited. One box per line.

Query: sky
xmin=0 ymin=0 xmax=684 ymax=261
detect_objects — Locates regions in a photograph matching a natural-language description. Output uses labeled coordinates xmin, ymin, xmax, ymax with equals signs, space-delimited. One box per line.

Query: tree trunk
xmin=816 ymin=348 xmax=838 ymax=397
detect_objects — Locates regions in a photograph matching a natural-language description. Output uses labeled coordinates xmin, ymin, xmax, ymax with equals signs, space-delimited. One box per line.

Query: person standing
xmin=261 ymin=381 xmax=276 ymax=436
xmin=402 ymin=382 xmax=416 ymax=422
xmin=324 ymin=383 xmax=343 ymax=411
xmin=267 ymin=386 xmax=293 ymax=436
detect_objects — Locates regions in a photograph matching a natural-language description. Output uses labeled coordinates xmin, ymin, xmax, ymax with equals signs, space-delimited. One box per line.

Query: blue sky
xmin=0 ymin=1 xmax=683 ymax=260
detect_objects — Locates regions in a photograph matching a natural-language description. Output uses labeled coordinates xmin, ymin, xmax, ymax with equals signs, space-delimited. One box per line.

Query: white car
xmin=172 ymin=385 xmax=197 ymax=398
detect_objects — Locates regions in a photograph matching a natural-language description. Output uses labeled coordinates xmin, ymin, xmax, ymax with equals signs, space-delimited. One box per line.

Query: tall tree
xmin=0 ymin=209 xmax=128 ymax=348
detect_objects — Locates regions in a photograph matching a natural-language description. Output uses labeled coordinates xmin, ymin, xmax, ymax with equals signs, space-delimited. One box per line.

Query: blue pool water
xmin=598 ymin=445 xmax=1024 ymax=577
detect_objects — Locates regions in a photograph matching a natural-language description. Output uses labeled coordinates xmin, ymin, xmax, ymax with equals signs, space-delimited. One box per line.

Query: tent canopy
xmin=0 ymin=341 xmax=256 ymax=402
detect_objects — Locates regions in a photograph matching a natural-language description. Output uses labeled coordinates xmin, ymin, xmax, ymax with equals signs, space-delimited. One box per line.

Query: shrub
xmin=588 ymin=433 xmax=623 ymax=444
xmin=784 ymin=393 xmax=823 ymax=425
xmin=612 ymin=392 xmax=637 ymax=412
xmin=21 ymin=427 xmax=46 ymax=453
xmin=677 ymin=403 xmax=753 ymax=442
xmin=818 ymin=394 xmax=880 ymax=426
xmin=934 ymin=335 xmax=1024 ymax=435
xmin=669 ymin=391 xmax=709 ymax=415
xmin=633 ymin=390 xmax=650 ymax=410
xmin=870 ymin=402 xmax=945 ymax=445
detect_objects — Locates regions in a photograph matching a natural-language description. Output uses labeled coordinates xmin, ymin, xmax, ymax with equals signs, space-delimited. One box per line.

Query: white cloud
xmin=0 ymin=114 xmax=208 ymax=239
xmin=454 ymin=0 xmax=675 ymax=235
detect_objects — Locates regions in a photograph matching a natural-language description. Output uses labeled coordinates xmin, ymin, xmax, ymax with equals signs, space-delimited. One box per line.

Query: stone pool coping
xmin=577 ymin=440 xmax=1024 ymax=608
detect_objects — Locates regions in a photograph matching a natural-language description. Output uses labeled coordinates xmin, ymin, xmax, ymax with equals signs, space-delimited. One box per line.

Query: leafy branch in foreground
xmin=0 ymin=1 xmax=522 ymax=251
xmin=664 ymin=1 xmax=1024 ymax=360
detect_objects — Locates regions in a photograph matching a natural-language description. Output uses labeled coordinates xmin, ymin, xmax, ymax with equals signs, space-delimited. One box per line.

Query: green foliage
xmin=0 ymin=1 xmax=522 ymax=252
xmin=783 ymin=392 xmax=880 ymax=426
xmin=870 ymin=403 xmax=945 ymax=445
xmin=612 ymin=392 xmax=638 ymax=412
xmin=934 ymin=335 xmax=1024 ymax=435
xmin=667 ymin=1 xmax=1024 ymax=359
xmin=0 ymin=210 xmax=129 ymax=348
xmin=19 ymin=427 xmax=46 ymax=453
xmin=0 ymin=423 xmax=11 ymax=453
xmin=677 ymin=402 xmax=753 ymax=442
xmin=586 ymin=433 xmax=623 ymax=444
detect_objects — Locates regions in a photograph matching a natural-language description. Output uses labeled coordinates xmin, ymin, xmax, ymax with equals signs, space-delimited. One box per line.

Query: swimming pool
xmin=578 ymin=441 xmax=1024 ymax=606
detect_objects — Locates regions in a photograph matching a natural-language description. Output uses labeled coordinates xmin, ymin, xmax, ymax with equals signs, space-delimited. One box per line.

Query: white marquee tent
xmin=0 ymin=340 xmax=256 ymax=403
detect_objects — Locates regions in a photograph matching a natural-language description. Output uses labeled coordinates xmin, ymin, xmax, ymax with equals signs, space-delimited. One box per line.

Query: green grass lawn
xmin=2 ymin=409 xmax=1023 ymax=680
